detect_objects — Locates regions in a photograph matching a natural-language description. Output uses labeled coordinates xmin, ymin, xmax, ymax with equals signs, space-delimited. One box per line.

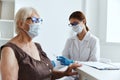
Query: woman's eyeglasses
xmin=26 ymin=17 xmax=43 ymax=23
xmin=68 ymin=22 xmax=79 ymax=27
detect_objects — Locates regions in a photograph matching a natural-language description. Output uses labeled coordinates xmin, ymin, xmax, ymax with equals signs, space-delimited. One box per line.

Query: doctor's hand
xmin=57 ymin=56 xmax=74 ymax=66
xmin=64 ymin=63 xmax=82 ymax=76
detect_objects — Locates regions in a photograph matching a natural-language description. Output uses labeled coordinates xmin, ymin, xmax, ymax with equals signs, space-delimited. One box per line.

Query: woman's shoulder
xmin=67 ymin=35 xmax=77 ymax=41
xmin=88 ymin=32 xmax=99 ymax=44
xmin=88 ymin=32 xmax=99 ymax=41
xmin=0 ymin=43 xmax=16 ymax=60
xmin=64 ymin=36 xmax=76 ymax=45
xmin=1 ymin=42 xmax=14 ymax=51
xmin=34 ymin=42 xmax=41 ymax=46
xmin=1 ymin=44 xmax=13 ymax=51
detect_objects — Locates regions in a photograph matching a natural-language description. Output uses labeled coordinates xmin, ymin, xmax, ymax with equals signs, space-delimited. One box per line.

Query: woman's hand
xmin=64 ymin=63 xmax=82 ymax=76
xmin=51 ymin=62 xmax=82 ymax=80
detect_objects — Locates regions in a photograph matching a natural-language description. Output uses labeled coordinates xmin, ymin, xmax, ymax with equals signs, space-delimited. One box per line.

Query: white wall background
xmin=13 ymin=0 xmax=120 ymax=62
xmin=83 ymin=0 xmax=120 ymax=62
xmin=0 ymin=1 xmax=14 ymax=20
xmin=107 ymin=0 xmax=120 ymax=42
xmin=99 ymin=0 xmax=120 ymax=62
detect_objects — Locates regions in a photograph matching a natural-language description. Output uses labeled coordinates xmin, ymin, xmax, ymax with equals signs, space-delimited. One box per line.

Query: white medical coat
xmin=62 ymin=31 xmax=100 ymax=61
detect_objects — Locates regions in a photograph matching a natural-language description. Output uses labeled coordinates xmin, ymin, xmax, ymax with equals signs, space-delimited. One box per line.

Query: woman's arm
xmin=62 ymin=39 xmax=71 ymax=58
xmin=51 ymin=63 xmax=81 ymax=80
xmin=89 ymin=38 xmax=100 ymax=61
xmin=1 ymin=47 xmax=19 ymax=80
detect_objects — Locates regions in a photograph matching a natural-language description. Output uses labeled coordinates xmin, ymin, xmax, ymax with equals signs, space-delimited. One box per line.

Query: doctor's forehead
xmin=69 ymin=18 xmax=80 ymax=23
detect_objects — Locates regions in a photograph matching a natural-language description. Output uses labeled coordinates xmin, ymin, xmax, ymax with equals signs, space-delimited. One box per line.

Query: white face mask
xmin=72 ymin=24 xmax=83 ymax=34
xmin=27 ymin=23 xmax=40 ymax=38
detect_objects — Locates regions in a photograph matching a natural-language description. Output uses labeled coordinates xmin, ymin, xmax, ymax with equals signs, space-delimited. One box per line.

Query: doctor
xmin=57 ymin=11 xmax=100 ymax=80
xmin=61 ymin=11 xmax=100 ymax=62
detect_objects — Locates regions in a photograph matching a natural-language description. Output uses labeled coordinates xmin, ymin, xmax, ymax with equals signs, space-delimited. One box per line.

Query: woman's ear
xmin=82 ymin=19 xmax=86 ymax=24
xmin=17 ymin=20 xmax=24 ymax=29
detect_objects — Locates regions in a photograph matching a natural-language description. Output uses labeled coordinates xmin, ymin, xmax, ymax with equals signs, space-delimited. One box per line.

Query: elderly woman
xmin=0 ymin=7 xmax=81 ymax=80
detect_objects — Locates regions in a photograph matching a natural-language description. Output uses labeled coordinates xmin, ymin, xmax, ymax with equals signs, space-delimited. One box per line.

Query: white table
xmin=76 ymin=63 xmax=120 ymax=80
xmin=57 ymin=62 xmax=120 ymax=80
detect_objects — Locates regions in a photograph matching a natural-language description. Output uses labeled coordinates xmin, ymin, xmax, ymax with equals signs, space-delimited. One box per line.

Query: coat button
xmin=49 ymin=69 xmax=52 ymax=72
xmin=46 ymin=63 xmax=49 ymax=66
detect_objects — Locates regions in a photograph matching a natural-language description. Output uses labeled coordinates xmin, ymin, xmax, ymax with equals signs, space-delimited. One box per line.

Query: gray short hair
xmin=15 ymin=7 xmax=40 ymax=33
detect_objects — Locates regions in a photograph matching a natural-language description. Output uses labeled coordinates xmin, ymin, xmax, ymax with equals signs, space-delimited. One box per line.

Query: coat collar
xmin=71 ymin=31 xmax=91 ymax=49
xmin=71 ymin=31 xmax=91 ymax=41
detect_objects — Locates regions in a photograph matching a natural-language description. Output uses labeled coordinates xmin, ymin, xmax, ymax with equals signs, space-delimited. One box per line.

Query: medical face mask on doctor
xmin=71 ymin=24 xmax=83 ymax=34
xmin=27 ymin=23 xmax=40 ymax=38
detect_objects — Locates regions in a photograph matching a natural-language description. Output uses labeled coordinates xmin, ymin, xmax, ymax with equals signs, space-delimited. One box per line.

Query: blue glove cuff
xmin=51 ymin=61 xmax=56 ymax=67
xmin=70 ymin=60 xmax=74 ymax=63
xmin=56 ymin=56 xmax=74 ymax=66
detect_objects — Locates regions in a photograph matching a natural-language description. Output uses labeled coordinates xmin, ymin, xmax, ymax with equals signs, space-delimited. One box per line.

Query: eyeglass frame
xmin=26 ymin=17 xmax=43 ymax=23
xmin=68 ymin=22 xmax=79 ymax=27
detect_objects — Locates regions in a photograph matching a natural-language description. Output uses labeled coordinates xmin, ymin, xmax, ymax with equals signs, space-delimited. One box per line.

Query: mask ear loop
xmin=18 ymin=21 xmax=31 ymax=36
xmin=16 ymin=19 xmax=26 ymax=33
xmin=17 ymin=27 xmax=30 ymax=40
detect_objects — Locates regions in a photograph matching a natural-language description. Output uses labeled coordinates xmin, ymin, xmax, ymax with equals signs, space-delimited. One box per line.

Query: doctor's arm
xmin=1 ymin=47 xmax=19 ymax=80
xmin=56 ymin=39 xmax=75 ymax=66
xmin=62 ymin=39 xmax=71 ymax=58
xmin=88 ymin=39 xmax=100 ymax=61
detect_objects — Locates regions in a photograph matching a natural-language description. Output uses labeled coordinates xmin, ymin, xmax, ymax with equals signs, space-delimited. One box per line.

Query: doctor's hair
xmin=14 ymin=7 xmax=40 ymax=33
xmin=69 ymin=11 xmax=89 ymax=31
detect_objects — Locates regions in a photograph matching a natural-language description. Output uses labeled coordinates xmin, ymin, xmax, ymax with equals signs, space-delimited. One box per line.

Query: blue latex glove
xmin=57 ymin=56 xmax=74 ymax=66
xmin=51 ymin=60 xmax=56 ymax=67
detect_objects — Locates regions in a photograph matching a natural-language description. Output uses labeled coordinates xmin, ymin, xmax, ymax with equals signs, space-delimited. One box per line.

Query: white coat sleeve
xmin=62 ymin=39 xmax=71 ymax=59
xmin=88 ymin=38 xmax=100 ymax=61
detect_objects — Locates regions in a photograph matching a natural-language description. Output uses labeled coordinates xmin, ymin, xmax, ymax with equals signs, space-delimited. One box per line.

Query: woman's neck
xmin=14 ymin=31 xmax=32 ymax=44
xmin=77 ymin=30 xmax=87 ymax=40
